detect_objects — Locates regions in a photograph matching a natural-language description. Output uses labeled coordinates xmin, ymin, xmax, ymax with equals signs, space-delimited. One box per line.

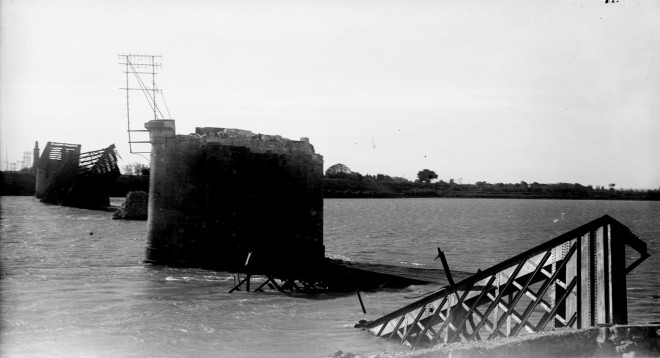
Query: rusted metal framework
xmin=357 ymin=215 xmax=649 ymax=349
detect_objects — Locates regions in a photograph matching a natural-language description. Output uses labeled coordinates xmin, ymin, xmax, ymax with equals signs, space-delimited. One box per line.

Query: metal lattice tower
xmin=119 ymin=54 xmax=172 ymax=154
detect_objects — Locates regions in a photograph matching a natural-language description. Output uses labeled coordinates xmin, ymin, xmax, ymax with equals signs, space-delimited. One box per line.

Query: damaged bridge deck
xmin=35 ymin=142 xmax=120 ymax=209
xmin=356 ymin=215 xmax=650 ymax=350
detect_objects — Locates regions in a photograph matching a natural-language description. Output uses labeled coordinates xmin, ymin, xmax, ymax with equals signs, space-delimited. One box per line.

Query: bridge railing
xmin=358 ymin=215 xmax=649 ymax=349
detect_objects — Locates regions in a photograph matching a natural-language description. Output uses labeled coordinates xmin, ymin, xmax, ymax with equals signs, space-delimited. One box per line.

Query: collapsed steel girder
xmin=36 ymin=142 xmax=120 ymax=208
xmin=77 ymin=144 xmax=120 ymax=177
xmin=357 ymin=215 xmax=649 ymax=349
xmin=228 ymin=274 xmax=329 ymax=294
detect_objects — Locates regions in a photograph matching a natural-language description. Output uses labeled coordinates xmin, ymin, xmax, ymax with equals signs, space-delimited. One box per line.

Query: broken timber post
xmin=435 ymin=247 xmax=455 ymax=286
xmin=357 ymin=215 xmax=649 ymax=349
xmin=357 ymin=288 xmax=367 ymax=314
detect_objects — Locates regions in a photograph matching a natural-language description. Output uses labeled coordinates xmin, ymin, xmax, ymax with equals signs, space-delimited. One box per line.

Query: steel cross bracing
xmin=357 ymin=215 xmax=649 ymax=350
xmin=77 ymin=144 xmax=120 ymax=176
xmin=228 ymin=274 xmax=328 ymax=294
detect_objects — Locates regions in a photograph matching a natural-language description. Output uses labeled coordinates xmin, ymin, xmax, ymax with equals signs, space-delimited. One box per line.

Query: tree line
xmin=325 ymin=163 xmax=439 ymax=183
xmin=7 ymin=161 xmax=649 ymax=200
xmin=323 ymin=163 xmax=660 ymax=200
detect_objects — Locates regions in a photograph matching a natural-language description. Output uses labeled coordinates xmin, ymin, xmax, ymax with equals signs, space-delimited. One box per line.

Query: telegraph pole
xmin=118 ymin=54 xmax=171 ymax=154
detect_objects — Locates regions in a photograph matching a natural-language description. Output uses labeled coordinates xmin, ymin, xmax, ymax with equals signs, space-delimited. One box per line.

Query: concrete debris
xmin=112 ymin=191 xmax=148 ymax=220
xmin=194 ymin=127 xmax=295 ymax=143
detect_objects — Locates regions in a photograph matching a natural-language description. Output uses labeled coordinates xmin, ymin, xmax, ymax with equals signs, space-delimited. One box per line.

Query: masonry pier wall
xmin=144 ymin=120 xmax=324 ymax=273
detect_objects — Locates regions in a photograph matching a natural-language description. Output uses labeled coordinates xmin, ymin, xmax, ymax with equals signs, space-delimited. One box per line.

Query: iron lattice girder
xmin=77 ymin=144 xmax=119 ymax=176
xmin=369 ymin=246 xmax=572 ymax=344
xmin=37 ymin=142 xmax=119 ymax=177
xmin=38 ymin=142 xmax=81 ymax=168
xmin=228 ymin=274 xmax=328 ymax=294
xmin=359 ymin=215 xmax=649 ymax=349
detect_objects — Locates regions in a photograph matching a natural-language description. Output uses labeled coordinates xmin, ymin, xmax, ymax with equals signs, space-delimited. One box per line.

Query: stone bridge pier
xmin=144 ymin=120 xmax=324 ymax=274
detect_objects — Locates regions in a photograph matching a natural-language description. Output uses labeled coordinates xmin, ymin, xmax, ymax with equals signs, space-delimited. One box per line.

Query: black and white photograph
xmin=1 ymin=1 xmax=659 ymax=357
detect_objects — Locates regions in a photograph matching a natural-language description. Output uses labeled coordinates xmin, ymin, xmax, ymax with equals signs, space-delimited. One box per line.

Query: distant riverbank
xmin=323 ymin=178 xmax=660 ymax=201
xmin=0 ymin=172 xmax=149 ymax=197
xmin=2 ymin=171 xmax=658 ymax=201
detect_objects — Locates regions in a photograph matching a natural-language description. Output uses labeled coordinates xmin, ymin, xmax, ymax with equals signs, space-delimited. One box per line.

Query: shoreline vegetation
xmin=323 ymin=177 xmax=660 ymax=200
xmin=2 ymin=171 xmax=659 ymax=201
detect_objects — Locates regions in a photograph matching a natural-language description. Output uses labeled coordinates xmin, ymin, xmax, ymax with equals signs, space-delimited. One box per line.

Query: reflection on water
xmin=1 ymin=197 xmax=659 ymax=357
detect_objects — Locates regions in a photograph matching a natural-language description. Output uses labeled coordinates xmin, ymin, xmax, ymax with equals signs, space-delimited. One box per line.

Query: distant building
xmin=33 ymin=141 xmax=40 ymax=170
xmin=22 ymin=151 xmax=32 ymax=170
xmin=1 ymin=148 xmax=35 ymax=171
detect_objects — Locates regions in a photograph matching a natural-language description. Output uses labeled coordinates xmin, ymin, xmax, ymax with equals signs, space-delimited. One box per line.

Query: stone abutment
xmin=144 ymin=120 xmax=324 ymax=273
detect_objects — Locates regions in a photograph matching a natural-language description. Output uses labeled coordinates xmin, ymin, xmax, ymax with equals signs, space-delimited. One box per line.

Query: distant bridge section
xmin=35 ymin=142 xmax=119 ymax=209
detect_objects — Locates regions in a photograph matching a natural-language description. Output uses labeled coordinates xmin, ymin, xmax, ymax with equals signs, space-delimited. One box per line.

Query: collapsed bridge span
xmin=35 ymin=141 xmax=120 ymax=209
xmin=356 ymin=215 xmax=650 ymax=349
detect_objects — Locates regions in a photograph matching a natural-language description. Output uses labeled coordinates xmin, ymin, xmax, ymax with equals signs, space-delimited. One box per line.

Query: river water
xmin=1 ymin=197 xmax=659 ymax=357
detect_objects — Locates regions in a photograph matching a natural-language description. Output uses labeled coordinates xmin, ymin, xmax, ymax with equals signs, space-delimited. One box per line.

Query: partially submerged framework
xmin=357 ymin=215 xmax=650 ymax=349
xmin=35 ymin=142 xmax=120 ymax=209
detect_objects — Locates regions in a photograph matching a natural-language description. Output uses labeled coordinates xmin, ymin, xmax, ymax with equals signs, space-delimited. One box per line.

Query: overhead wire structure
xmin=118 ymin=54 xmax=173 ymax=155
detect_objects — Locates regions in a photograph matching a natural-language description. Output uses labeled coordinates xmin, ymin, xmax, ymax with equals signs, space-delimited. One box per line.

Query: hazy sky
xmin=1 ymin=0 xmax=659 ymax=189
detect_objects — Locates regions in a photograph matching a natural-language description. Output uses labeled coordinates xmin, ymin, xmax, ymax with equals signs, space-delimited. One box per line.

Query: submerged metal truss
xmin=228 ymin=274 xmax=328 ymax=294
xmin=358 ymin=215 xmax=649 ymax=349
